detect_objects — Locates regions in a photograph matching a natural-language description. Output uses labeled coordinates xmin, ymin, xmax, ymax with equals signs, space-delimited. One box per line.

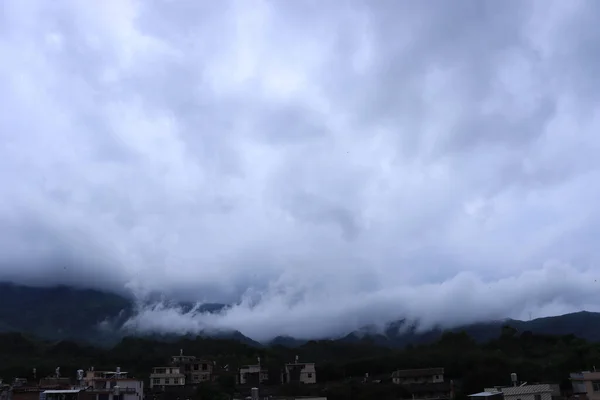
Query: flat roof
xmin=469 ymin=392 xmax=502 ymax=397
xmin=43 ymin=390 xmax=81 ymax=394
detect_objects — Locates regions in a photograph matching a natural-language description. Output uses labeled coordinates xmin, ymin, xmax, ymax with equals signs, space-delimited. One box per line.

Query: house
xmin=281 ymin=357 xmax=316 ymax=384
xmin=571 ymin=371 xmax=600 ymax=400
xmin=392 ymin=368 xmax=445 ymax=385
xmin=170 ymin=350 xmax=213 ymax=384
xmin=82 ymin=368 xmax=144 ymax=400
xmin=0 ymin=382 xmax=12 ymax=400
xmin=38 ymin=378 xmax=72 ymax=390
xmin=238 ymin=362 xmax=269 ymax=385
xmin=483 ymin=383 xmax=559 ymax=400
xmin=149 ymin=367 xmax=185 ymax=390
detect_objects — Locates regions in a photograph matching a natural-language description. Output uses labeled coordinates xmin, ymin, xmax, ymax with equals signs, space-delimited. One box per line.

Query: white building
xmin=149 ymin=367 xmax=185 ymax=389
xmin=281 ymin=358 xmax=316 ymax=384
xmin=238 ymin=364 xmax=269 ymax=385
xmin=483 ymin=383 xmax=559 ymax=400
xmin=83 ymin=368 xmax=144 ymax=400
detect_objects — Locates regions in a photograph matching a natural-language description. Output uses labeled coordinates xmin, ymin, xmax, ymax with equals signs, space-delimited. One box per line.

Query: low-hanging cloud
xmin=2 ymin=0 xmax=600 ymax=342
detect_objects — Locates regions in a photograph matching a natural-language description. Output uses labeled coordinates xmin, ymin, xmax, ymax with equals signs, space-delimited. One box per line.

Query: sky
xmin=2 ymin=0 xmax=600 ymax=342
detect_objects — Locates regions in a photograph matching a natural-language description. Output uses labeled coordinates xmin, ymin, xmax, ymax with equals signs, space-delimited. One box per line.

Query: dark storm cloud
xmin=1 ymin=0 xmax=600 ymax=341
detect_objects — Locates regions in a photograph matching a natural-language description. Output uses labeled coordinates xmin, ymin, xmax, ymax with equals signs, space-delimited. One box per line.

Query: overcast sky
xmin=2 ymin=0 xmax=600 ymax=341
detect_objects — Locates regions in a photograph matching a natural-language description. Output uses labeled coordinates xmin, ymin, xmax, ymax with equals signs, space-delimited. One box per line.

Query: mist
xmin=2 ymin=0 xmax=600 ymax=342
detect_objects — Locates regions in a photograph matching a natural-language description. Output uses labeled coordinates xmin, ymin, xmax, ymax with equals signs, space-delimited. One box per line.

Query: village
xmin=1 ymin=349 xmax=599 ymax=400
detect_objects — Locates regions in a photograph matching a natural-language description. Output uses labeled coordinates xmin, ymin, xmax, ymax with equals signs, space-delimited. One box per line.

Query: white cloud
xmin=1 ymin=0 xmax=600 ymax=341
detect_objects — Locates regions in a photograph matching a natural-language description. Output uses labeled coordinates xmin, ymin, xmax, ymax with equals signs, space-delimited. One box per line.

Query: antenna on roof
xmin=33 ymin=368 xmax=36 ymax=380
xmin=180 ymin=349 xmax=183 ymax=356
xmin=295 ymin=355 xmax=299 ymax=363
xmin=257 ymin=357 xmax=261 ymax=366
xmin=55 ymin=367 xmax=60 ymax=379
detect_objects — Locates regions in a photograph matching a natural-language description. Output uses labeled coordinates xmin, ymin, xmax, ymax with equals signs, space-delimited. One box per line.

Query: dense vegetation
xmin=0 ymin=326 xmax=593 ymax=400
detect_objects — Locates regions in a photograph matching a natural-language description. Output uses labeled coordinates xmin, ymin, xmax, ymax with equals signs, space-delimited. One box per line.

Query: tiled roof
xmin=469 ymin=392 xmax=503 ymax=397
xmin=392 ymin=368 xmax=445 ymax=378
xmin=501 ymin=384 xmax=554 ymax=396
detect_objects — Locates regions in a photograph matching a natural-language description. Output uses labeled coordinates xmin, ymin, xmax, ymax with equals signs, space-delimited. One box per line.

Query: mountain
xmin=338 ymin=312 xmax=600 ymax=348
xmin=1 ymin=282 xmax=600 ymax=347
xmin=0 ymin=282 xmax=250 ymax=346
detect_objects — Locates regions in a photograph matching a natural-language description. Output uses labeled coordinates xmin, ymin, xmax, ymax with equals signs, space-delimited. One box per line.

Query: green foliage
xmin=0 ymin=327 xmax=598 ymax=399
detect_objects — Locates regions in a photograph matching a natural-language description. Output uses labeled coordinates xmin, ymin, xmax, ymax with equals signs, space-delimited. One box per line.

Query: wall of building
xmin=283 ymin=364 xmax=316 ymax=384
xmin=393 ymin=375 xmax=445 ymax=385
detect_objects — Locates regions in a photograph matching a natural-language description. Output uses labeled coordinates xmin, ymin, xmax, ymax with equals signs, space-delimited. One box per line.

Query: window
xmin=202 ymin=364 xmax=208 ymax=371
xmin=165 ymin=379 xmax=170 ymax=385
xmin=307 ymin=373 xmax=313 ymax=378
xmin=534 ymin=395 xmax=542 ymax=400
xmin=193 ymin=375 xmax=199 ymax=382
xmin=193 ymin=364 xmax=199 ymax=371
xmin=173 ymin=378 xmax=179 ymax=384
xmin=593 ymin=381 xmax=600 ymax=392
xmin=152 ymin=379 xmax=160 ymax=385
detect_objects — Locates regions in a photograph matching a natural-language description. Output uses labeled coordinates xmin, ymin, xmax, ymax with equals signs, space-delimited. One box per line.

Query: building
xmin=571 ymin=371 xmax=600 ymax=400
xmin=0 ymin=382 xmax=12 ymax=400
xmin=392 ymin=368 xmax=445 ymax=385
xmin=170 ymin=350 xmax=213 ymax=384
xmin=82 ymin=368 xmax=144 ymax=400
xmin=238 ymin=363 xmax=269 ymax=385
xmin=149 ymin=367 xmax=185 ymax=390
xmin=483 ymin=384 xmax=559 ymax=400
xmin=281 ymin=357 xmax=316 ymax=384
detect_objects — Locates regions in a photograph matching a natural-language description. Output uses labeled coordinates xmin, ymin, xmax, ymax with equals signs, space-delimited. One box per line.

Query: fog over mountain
xmin=1 ymin=0 xmax=600 ymax=342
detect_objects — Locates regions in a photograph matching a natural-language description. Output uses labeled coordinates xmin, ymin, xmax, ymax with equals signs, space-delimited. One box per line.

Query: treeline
xmin=0 ymin=326 xmax=596 ymax=397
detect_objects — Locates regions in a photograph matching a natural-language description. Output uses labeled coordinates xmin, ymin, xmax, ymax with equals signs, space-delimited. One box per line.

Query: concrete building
xmin=281 ymin=357 xmax=316 ymax=384
xmin=570 ymin=371 xmax=600 ymax=400
xmin=483 ymin=384 xmax=559 ymax=400
xmin=0 ymin=382 xmax=12 ymax=400
xmin=149 ymin=367 xmax=185 ymax=390
xmin=392 ymin=368 xmax=445 ymax=385
xmin=238 ymin=364 xmax=269 ymax=385
xmin=82 ymin=368 xmax=144 ymax=400
xmin=170 ymin=351 xmax=213 ymax=384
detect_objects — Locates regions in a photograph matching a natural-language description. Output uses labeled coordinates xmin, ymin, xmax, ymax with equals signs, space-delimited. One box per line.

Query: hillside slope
xmin=1 ymin=282 xmax=599 ymax=347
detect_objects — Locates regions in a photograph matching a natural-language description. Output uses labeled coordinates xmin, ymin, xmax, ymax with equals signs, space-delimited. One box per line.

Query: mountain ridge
xmin=1 ymin=282 xmax=598 ymax=347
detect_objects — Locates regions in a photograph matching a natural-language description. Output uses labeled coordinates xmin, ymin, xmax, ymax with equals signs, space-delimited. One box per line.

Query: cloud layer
xmin=2 ymin=0 xmax=600 ymax=341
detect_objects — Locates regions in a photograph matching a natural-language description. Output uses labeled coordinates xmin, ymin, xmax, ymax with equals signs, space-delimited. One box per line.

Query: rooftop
xmin=43 ymin=390 xmax=81 ymax=394
xmin=392 ymin=368 xmax=445 ymax=378
xmin=469 ymin=392 xmax=503 ymax=397
xmin=501 ymin=384 xmax=556 ymax=395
